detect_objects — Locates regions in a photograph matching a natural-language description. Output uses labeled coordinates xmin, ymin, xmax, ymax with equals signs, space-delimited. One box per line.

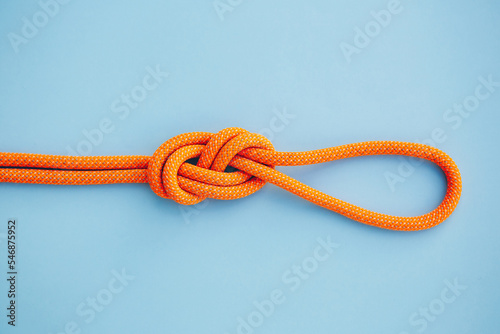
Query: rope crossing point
xmin=0 ymin=127 xmax=462 ymax=231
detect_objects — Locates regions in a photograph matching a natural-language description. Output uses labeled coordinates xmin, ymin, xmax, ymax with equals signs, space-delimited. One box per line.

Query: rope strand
xmin=0 ymin=127 xmax=462 ymax=231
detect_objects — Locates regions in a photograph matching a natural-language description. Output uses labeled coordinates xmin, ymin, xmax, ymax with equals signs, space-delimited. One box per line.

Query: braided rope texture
xmin=0 ymin=127 xmax=462 ymax=231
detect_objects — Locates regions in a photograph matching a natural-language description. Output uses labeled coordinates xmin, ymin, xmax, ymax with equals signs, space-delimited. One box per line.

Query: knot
xmin=147 ymin=127 xmax=275 ymax=205
xmin=0 ymin=126 xmax=462 ymax=230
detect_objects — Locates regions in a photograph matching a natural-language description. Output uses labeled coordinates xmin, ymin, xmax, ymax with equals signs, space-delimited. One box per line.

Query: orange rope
xmin=0 ymin=127 xmax=461 ymax=231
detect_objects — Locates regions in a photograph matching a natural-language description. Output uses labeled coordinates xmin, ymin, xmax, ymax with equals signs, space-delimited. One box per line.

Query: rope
xmin=0 ymin=127 xmax=461 ymax=231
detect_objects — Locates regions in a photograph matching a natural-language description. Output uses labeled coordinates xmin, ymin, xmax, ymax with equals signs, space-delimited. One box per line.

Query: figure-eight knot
xmin=0 ymin=127 xmax=462 ymax=231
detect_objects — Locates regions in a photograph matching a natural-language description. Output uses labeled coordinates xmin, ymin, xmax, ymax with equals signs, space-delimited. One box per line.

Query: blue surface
xmin=1 ymin=1 xmax=499 ymax=333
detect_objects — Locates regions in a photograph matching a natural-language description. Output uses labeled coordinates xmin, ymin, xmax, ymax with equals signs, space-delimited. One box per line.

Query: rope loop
xmin=0 ymin=127 xmax=462 ymax=231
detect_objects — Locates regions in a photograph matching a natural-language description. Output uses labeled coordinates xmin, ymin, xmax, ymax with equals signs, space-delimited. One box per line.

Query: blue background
xmin=1 ymin=0 xmax=499 ymax=333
